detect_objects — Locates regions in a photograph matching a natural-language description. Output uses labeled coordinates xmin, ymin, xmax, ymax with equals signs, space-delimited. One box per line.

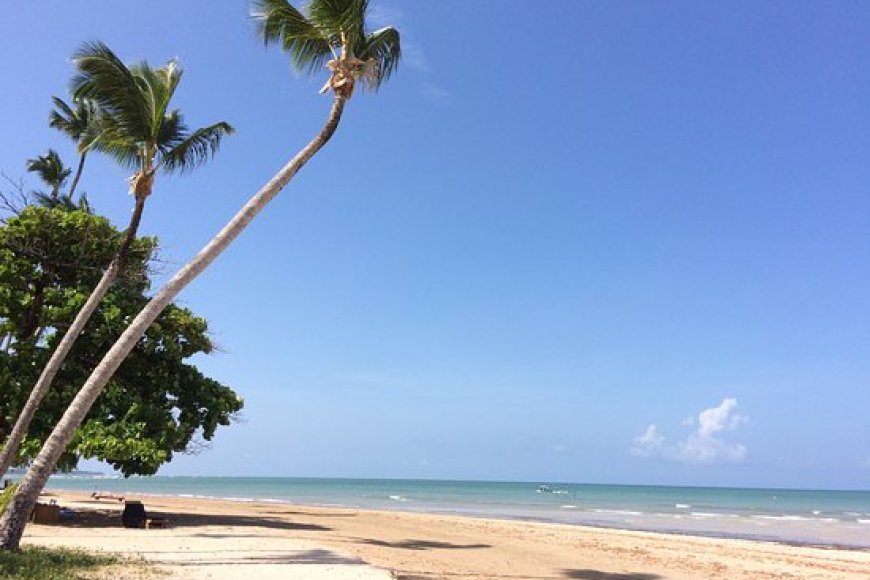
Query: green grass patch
xmin=0 ymin=485 xmax=16 ymax=514
xmin=0 ymin=546 xmax=119 ymax=580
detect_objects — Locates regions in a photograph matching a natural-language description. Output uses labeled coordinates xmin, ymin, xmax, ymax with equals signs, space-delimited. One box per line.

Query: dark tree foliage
xmin=0 ymin=205 xmax=242 ymax=476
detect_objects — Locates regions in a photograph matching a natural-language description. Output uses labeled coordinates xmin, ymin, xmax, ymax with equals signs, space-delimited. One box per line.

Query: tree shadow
xmin=259 ymin=509 xmax=356 ymax=518
xmin=143 ymin=548 xmax=367 ymax=567
xmin=564 ymin=570 xmax=663 ymax=580
xmin=57 ymin=507 xmax=331 ymax=532
xmin=358 ymin=538 xmax=491 ymax=551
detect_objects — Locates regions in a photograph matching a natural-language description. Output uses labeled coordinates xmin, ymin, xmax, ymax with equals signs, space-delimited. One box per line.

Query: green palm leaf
xmin=88 ymin=120 xmax=141 ymax=171
xmin=26 ymin=150 xmax=71 ymax=196
xmin=160 ymin=122 xmax=235 ymax=174
xmin=357 ymin=26 xmax=401 ymax=89
xmin=309 ymin=0 xmax=369 ymax=48
xmin=130 ymin=59 xmax=183 ymax=139
xmin=70 ymin=42 xmax=234 ymax=188
xmin=252 ymin=0 xmax=334 ymax=75
xmin=49 ymin=96 xmax=101 ymax=153
xmin=253 ymin=0 xmax=400 ymax=96
xmin=71 ymin=42 xmax=149 ymax=142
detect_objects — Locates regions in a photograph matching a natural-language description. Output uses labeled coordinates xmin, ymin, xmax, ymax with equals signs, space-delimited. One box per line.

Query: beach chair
xmin=121 ymin=501 xmax=146 ymax=528
xmin=121 ymin=500 xmax=170 ymax=529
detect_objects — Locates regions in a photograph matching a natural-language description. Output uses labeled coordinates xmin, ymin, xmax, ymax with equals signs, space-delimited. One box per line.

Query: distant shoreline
xmin=40 ymin=475 xmax=870 ymax=549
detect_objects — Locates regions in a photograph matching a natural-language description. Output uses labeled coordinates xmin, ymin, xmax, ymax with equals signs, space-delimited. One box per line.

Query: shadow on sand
xmin=57 ymin=504 xmax=332 ymax=533
xmin=141 ymin=548 xmax=367 ymax=567
xmin=563 ymin=570 xmax=663 ymax=580
xmin=359 ymin=538 xmax=491 ymax=551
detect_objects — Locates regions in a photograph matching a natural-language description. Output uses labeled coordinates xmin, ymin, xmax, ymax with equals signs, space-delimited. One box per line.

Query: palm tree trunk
xmin=67 ymin=152 xmax=87 ymax=199
xmin=0 ymin=195 xmax=146 ymax=482
xmin=0 ymin=96 xmax=346 ymax=550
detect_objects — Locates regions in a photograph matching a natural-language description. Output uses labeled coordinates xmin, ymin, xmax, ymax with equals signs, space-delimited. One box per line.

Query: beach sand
xmin=20 ymin=491 xmax=870 ymax=579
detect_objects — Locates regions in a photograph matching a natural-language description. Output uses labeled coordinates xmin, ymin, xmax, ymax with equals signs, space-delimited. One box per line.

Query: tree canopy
xmin=0 ymin=204 xmax=242 ymax=476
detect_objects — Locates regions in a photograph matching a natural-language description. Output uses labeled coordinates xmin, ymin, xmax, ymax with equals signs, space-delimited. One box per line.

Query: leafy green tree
xmin=0 ymin=205 xmax=242 ymax=476
xmin=0 ymin=42 xmax=234 ymax=485
xmin=0 ymin=0 xmax=399 ymax=549
xmin=48 ymin=96 xmax=100 ymax=199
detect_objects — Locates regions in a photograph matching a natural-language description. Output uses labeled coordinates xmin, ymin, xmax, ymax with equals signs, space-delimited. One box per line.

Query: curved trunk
xmin=0 ymin=95 xmax=346 ymax=550
xmin=0 ymin=195 xmax=146 ymax=482
xmin=67 ymin=152 xmax=88 ymax=199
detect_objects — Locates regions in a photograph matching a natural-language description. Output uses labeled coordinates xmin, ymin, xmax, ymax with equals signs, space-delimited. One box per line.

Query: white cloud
xmin=631 ymin=424 xmax=665 ymax=457
xmin=697 ymin=398 xmax=746 ymax=436
xmin=632 ymin=398 xmax=748 ymax=464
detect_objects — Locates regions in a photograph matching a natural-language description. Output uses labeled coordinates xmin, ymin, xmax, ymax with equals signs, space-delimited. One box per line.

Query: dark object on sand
xmin=121 ymin=500 xmax=170 ymax=529
xmin=122 ymin=501 xmax=146 ymax=528
xmin=31 ymin=502 xmax=60 ymax=524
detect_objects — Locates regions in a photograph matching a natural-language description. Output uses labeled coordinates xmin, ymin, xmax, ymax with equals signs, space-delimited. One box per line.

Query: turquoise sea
xmin=41 ymin=476 xmax=870 ymax=548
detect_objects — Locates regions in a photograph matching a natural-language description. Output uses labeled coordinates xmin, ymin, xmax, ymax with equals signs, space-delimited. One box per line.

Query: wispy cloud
xmin=368 ymin=3 xmax=404 ymax=28
xmin=420 ymin=82 xmax=452 ymax=103
xmin=402 ymin=42 xmax=429 ymax=72
xmin=632 ymin=398 xmax=748 ymax=464
xmin=368 ymin=4 xmax=450 ymax=103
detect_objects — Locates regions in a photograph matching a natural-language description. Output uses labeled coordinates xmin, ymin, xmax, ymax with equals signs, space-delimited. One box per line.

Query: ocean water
xmin=41 ymin=476 xmax=870 ymax=548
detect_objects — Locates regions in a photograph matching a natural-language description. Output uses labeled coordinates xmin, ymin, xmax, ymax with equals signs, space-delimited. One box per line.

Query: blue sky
xmin=1 ymin=1 xmax=869 ymax=490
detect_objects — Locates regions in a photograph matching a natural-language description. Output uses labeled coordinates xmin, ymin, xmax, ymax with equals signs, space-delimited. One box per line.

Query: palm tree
xmin=48 ymin=96 xmax=100 ymax=198
xmin=25 ymin=150 xmax=71 ymax=200
xmin=0 ymin=43 xmax=234 ymax=501
xmin=0 ymin=0 xmax=399 ymax=549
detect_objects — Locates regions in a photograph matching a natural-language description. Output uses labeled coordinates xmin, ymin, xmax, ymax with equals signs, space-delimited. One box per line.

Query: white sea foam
xmin=675 ymin=503 xmax=691 ymax=509
xmin=751 ymin=515 xmax=813 ymax=522
xmin=389 ymin=495 xmax=409 ymax=502
xmin=857 ymin=519 xmax=870 ymax=524
xmin=691 ymin=512 xmax=737 ymax=518
xmin=560 ymin=504 xmax=578 ymax=509
xmin=592 ymin=509 xmax=642 ymax=516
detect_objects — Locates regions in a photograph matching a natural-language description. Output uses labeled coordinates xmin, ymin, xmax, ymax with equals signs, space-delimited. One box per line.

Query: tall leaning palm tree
xmin=0 ymin=43 xmax=234 ymax=495
xmin=26 ymin=149 xmax=71 ymax=200
xmin=48 ymin=96 xmax=100 ymax=198
xmin=0 ymin=0 xmax=399 ymax=549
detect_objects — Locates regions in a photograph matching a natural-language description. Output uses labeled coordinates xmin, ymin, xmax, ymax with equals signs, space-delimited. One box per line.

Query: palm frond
xmin=309 ymin=0 xmax=369 ymax=49
xmin=155 ymin=109 xmax=188 ymax=151
xmin=49 ymin=96 xmax=101 ymax=153
xmin=130 ymin=59 xmax=183 ymax=139
xmin=48 ymin=97 xmax=78 ymax=131
xmin=88 ymin=117 xmax=141 ymax=171
xmin=26 ymin=150 xmax=71 ymax=192
xmin=357 ymin=26 xmax=400 ymax=90
xmin=77 ymin=192 xmax=93 ymax=213
xmin=71 ymin=41 xmax=149 ymax=142
xmin=252 ymin=0 xmax=334 ymax=75
xmin=160 ymin=121 xmax=235 ymax=174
